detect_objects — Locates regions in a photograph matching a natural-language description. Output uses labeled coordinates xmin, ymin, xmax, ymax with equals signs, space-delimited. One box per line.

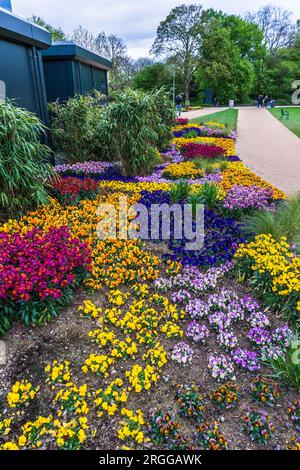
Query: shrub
xmin=0 ymin=100 xmax=53 ymax=217
xmin=169 ymin=181 xmax=190 ymax=203
xmin=49 ymin=92 xmax=103 ymax=163
xmin=97 ymin=89 xmax=173 ymax=176
xmin=152 ymin=88 xmax=176 ymax=150
xmin=192 ymin=183 xmax=220 ymax=209
xmin=0 ymin=227 xmax=90 ymax=335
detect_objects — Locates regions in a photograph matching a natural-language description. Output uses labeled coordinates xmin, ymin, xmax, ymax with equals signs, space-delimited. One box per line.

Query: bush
xmin=244 ymin=193 xmax=300 ymax=248
xmin=97 ymin=89 xmax=174 ymax=177
xmin=152 ymin=88 xmax=176 ymax=150
xmin=0 ymin=100 xmax=53 ymax=218
xmin=49 ymin=92 xmax=103 ymax=163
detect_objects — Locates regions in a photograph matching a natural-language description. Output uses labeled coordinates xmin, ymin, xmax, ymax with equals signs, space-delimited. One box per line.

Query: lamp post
xmin=172 ymin=68 xmax=176 ymax=105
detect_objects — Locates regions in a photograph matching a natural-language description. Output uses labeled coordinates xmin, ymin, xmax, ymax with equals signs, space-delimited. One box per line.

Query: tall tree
xmin=151 ymin=3 xmax=203 ymax=103
xmin=95 ymin=32 xmax=133 ymax=91
xmin=245 ymin=4 xmax=296 ymax=53
xmin=133 ymin=63 xmax=176 ymax=92
xmin=95 ymin=32 xmax=127 ymax=70
xmin=196 ymin=22 xmax=255 ymax=104
xmin=201 ymin=10 xmax=267 ymax=97
xmin=133 ymin=57 xmax=154 ymax=72
xmin=29 ymin=15 xmax=66 ymax=41
xmin=71 ymin=25 xmax=96 ymax=51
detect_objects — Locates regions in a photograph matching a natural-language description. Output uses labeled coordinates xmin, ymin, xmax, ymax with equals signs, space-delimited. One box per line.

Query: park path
xmin=237 ymin=108 xmax=300 ymax=195
xmin=183 ymin=107 xmax=226 ymax=120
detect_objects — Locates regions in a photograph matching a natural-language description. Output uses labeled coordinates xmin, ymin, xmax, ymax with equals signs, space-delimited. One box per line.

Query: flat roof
xmin=42 ymin=41 xmax=112 ymax=71
xmin=0 ymin=7 xmax=51 ymax=48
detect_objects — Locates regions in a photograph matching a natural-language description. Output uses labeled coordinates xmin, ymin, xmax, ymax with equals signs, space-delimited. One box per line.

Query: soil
xmin=0 ymin=269 xmax=298 ymax=450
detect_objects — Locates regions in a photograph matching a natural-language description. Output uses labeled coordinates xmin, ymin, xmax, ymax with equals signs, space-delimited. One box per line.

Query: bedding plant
xmin=0 ymin=115 xmax=299 ymax=452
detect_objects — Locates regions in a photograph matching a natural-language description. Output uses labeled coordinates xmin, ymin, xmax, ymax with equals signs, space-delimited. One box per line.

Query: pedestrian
xmin=257 ymin=95 xmax=263 ymax=108
xmin=175 ymin=93 xmax=183 ymax=117
xmin=263 ymin=95 xmax=269 ymax=108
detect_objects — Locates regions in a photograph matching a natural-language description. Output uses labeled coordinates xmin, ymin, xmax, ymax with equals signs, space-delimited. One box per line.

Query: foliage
xmin=196 ymin=22 xmax=255 ymax=103
xmin=190 ymin=183 xmax=220 ymax=209
xmin=48 ymin=93 xmax=103 ymax=163
xmin=244 ymin=193 xmax=300 ymax=247
xmin=133 ymin=63 xmax=174 ymax=92
xmin=29 ymin=15 xmax=66 ymax=41
xmin=263 ymin=40 xmax=300 ymax=100
xmin=261 ymin=340 xmax=300 ymax=390
xmin=169 ymin=181 xmax=190 ymax=203
xmin=97 ymin=89 xmax=173 ymax=176
xmin=245 ymin=4 xmax=296 ymax=53
xmin=95 ymin=32 xmax=134 ymax=91
xmin=0 ymin=100 xmax=53 ymax=217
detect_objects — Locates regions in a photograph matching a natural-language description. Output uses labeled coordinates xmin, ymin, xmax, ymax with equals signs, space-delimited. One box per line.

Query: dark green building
xmin=0 ymin=6 xmax=51 ymax=121
xmin=42 ymin=42 xmax=112 ymax=103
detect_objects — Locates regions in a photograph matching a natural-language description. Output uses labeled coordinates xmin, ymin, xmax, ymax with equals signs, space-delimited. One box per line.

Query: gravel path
xmin=237 ymin=107 xmax=300 ymax=195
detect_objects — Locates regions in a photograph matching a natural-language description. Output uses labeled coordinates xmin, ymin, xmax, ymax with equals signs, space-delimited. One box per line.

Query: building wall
xmin=43 ymin=59 xmax=109 ymax=102
xmin=0 ymin=38 xmax=48 ymax=120
xmin=43 ymin=60 xmax=75 ymax=102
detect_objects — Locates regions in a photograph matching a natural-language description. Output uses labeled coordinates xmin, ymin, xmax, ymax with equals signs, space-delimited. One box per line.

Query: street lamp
xmin=173 ymin=69 xmax=176 ymax=105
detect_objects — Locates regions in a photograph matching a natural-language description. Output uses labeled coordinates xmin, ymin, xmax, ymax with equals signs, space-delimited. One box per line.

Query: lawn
xmin=269 ymin=107 xmax=300 ymax=138
xmin=189 ymin=108 xmax=239 ymax=130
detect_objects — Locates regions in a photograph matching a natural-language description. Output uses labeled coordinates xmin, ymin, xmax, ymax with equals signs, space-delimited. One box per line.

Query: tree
xmin=201 ymin=10 xmax=267 ymax=97
xmin=151 ymin=3 xmax=203 ymax=103
xmin=133 ymin=63 xmax=173 ymax=92
xmin=245 ymin=4 xmax=296 ymax=53
xmin=196 ymin=23 xmax=255 ymax=104
xmin=133 ymin=57 xmax=154 ymax=72
xmin=71 ymin=25 xmax=96 ymax=51
xmin=95 ymin=32 xmax=127 ymax=69
xmin=264 ymin=39 xmax=300 ymax=100
xmin=29 ymin=15 xmax=66 ymax=41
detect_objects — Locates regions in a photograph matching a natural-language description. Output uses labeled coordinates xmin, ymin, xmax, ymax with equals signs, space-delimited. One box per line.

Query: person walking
xmin=175 ymin=94 xmax=183 ymax=117
xmin=263 ymin=95 xmax=269 ymax=108
xmin=257 ymin=95 xmax=263 ymax=108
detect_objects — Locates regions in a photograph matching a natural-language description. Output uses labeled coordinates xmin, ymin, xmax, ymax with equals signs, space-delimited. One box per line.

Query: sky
xmin=11 ymin=0 xmax=300 ymax=58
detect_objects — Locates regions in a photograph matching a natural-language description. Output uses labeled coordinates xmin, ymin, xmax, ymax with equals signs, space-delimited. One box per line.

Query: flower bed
xmin=0 ymin=118 xmax=298 ymax=452
xmin=173 ymin=136 xmax=236 ymax=156
xmin=0 ymin=227 xmax=90 ymax=335
xmin=51 ymin=176 xmax=99 ymax=204
xmin=181 ymin=142 xmax=226 ymax=159
xmin=234 ymin=234 xmax=300 ymax=318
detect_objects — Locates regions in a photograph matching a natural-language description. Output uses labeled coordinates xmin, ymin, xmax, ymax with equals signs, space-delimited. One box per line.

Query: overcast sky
xmin=11 ymin=0 xmax=300 ymax=58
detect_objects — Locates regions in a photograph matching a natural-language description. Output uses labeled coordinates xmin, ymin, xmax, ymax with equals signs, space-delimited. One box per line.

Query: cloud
xmin=11 ymin=0 xmax=300 ymax=58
